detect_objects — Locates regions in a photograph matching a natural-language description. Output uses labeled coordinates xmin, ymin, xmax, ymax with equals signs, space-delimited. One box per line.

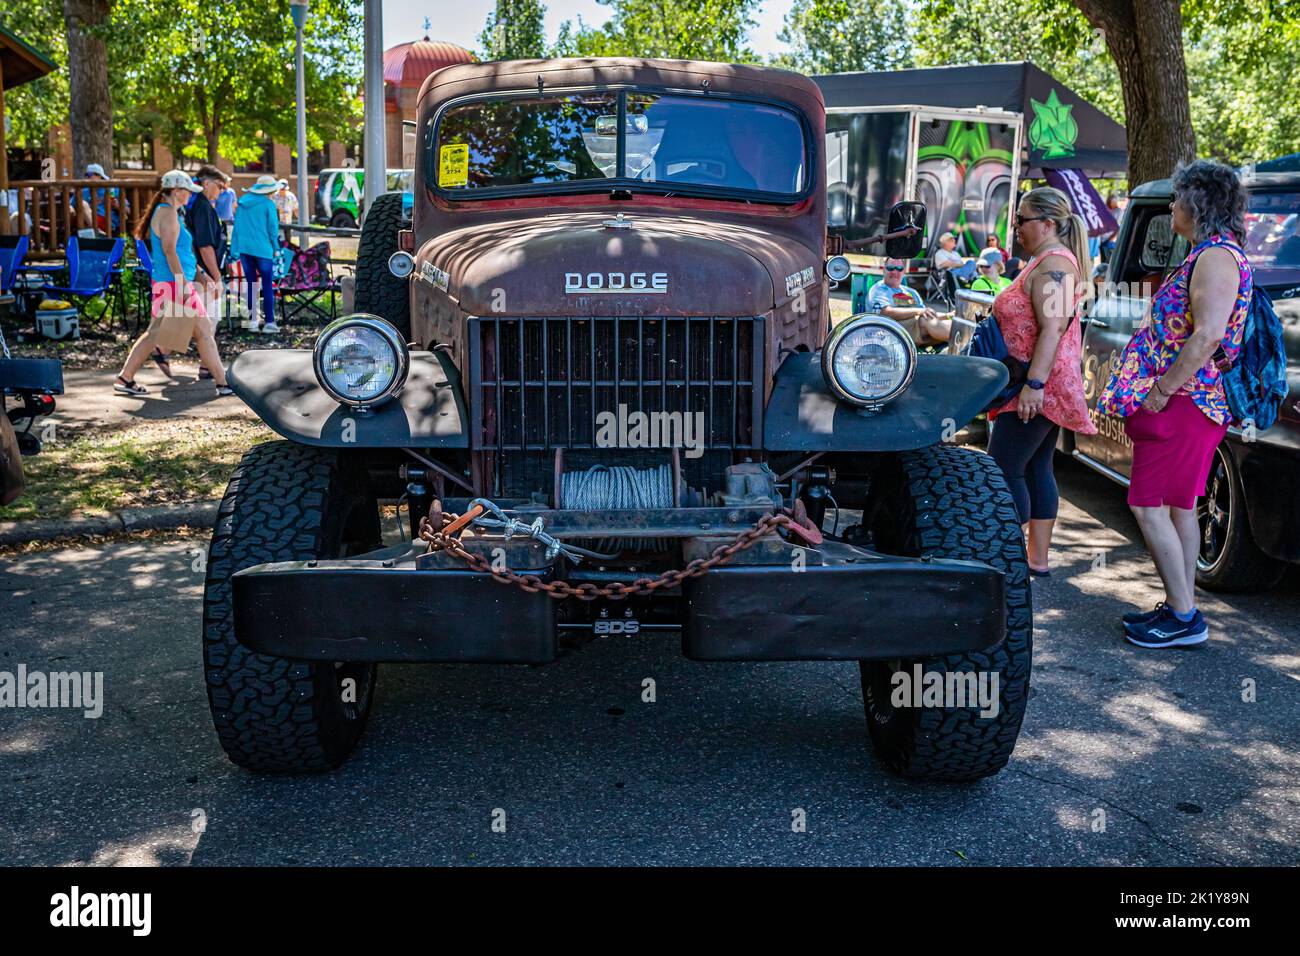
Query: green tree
xmin=0 ymin=0 xmax=68 ymax=151
xmin=109 ymin=0 xmax=362 ymax=165
xmin=773 ymin=0 xmax=914 ymax=73
xmin=913 ymin=0 xmax=1121 ymax=121
xmin=479 ymin=0 xmax=548 ymax=60
xmin=557 ymin=0 xmax=762 ymax=62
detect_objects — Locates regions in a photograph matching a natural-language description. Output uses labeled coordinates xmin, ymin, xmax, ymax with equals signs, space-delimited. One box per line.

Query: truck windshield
xmin=433 ymin=90 xmax=807 ymax=201
xmin=1244 ymin=189 xmax=1300 ymax=288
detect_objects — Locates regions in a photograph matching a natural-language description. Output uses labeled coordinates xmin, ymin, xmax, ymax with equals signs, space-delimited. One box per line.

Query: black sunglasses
xmin=1015 ymin=214 xmax=1051 ymax=227
xmin=884 ymin=265 xmax=905 ymax=272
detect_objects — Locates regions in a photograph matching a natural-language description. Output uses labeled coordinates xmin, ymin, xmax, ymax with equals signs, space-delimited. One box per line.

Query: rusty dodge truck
xmin=208 ymin=58 xmax=1026 ymax=781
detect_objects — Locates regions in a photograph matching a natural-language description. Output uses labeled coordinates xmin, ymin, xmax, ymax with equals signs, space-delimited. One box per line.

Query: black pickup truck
xmin=1068 ymin=172 xmax=1300 ymax=592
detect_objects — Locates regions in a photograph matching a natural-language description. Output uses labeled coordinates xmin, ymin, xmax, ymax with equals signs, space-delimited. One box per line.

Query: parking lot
xmin=2 ymin=457 xmax=1297 ymax=867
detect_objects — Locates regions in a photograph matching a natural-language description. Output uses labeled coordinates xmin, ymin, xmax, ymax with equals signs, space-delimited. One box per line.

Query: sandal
xmin=114 ymin=376 xmax=148 ymax=396
xmin=150 ymin=348 xmax=172 ymax=378
xmin=198 ymin=366 xmax=214 ymax=380
xmin=215 ymin=383 xmax=235 ymax=397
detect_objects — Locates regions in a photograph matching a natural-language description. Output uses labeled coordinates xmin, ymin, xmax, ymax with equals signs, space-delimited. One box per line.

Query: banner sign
xmin=1044 ymin=168 xmax=1119 ymax=237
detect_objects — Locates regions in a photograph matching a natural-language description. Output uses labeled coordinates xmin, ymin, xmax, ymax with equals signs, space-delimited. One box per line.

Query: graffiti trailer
xmin=816 ymin=61 xmax=1129 ymax=261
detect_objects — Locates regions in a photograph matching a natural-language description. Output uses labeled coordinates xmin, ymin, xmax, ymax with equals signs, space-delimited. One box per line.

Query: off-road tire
xmin=1196 ymin=442 xmax=1286 ymax=593
xmin=860 ymin=444 xmax=1032 ymax=782
xmin=203 ymin=441 xmax=382 ymax=772
xmin=353 ymin=191 xmax=410 ymax=341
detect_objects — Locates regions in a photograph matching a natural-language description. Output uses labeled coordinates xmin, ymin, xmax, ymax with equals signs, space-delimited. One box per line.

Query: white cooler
xmin=36 ymin=306 xmax=80 ymax=340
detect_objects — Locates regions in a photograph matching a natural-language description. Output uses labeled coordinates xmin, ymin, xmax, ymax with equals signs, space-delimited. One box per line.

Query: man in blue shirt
xmin=866 ymin=258 xmax=952 ymax=344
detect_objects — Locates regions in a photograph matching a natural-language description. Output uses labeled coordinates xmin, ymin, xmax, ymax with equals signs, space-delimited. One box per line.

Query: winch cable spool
xmin=560 ymin=463 xmax=674 ymax=553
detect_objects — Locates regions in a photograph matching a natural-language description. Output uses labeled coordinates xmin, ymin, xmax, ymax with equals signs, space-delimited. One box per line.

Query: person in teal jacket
xmin=230 ymin=174 xmax=283 ymax=332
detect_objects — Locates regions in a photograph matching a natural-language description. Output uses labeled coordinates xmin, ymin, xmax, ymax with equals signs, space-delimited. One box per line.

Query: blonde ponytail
xmin=1059 ymin=212 xmax=1093 ymax=301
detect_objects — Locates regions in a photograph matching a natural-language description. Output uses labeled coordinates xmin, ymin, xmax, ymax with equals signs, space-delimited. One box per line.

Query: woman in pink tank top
xmin=986 ymin=186 xmax=1097 ymax=575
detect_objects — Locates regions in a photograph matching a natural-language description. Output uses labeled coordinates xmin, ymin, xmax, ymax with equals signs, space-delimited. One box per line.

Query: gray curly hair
xmin=1171 ymin=160 xmax=1246 ymax=245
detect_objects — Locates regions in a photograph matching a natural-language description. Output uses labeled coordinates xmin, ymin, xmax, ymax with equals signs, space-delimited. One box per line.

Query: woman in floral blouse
xmin=1098 ymin=160 xmax=1253 ymax=649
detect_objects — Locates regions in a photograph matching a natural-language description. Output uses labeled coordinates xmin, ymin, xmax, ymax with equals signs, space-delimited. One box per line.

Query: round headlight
xmin=821 ymin=314 xmax=916 ymax=408
xmin=825 ymin=255 xmax=851 ymax=283
xmin=388 ymin=251 xmax=415 ymax=278
xmin=313 ymin=314 xmax=409 ymax=410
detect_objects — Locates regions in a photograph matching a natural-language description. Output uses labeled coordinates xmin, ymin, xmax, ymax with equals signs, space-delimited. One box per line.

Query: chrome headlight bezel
xmin=312 ymin=314 xmax=410 ymax=411
xmin=821 ymin=313 xmax=917 ymax=409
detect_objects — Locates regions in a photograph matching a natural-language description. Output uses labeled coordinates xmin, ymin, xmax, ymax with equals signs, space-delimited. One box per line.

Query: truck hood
xmin=415 ymin=210 xmax=822 ymax=317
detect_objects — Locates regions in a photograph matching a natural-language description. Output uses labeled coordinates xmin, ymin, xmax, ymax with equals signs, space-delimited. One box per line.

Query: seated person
xmin=868 ymin=258 xmax=952 ymax=345
xmin=982 ymin=233 xmax=1009 ymax=263
xmin=969 ymin=250 xmax=1012 ymax=294
xmin=932 ymin=230 xmax=978 ymax=286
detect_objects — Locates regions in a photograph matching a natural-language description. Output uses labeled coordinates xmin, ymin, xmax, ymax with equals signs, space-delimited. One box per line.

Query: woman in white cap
xmin=113 ymin=170 xmax=231 ymax=397
xmin=230 ymin=174 xmax=284 ymax=333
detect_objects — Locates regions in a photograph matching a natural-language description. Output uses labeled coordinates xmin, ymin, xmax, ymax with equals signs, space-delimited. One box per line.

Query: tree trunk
xmin=1072 ymin=0 xmax=1195 ymax=187
xmin=63 ymin=0 xmax=114 ymax=177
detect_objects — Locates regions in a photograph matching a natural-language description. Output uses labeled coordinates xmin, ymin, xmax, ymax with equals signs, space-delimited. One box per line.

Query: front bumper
xmin=231 ymin=508 xmax=1006 ymax=664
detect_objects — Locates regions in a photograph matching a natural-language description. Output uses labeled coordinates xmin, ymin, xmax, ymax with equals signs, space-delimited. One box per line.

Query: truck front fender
xmin=763 ymin=351 xmax=1008 ymax=452
xmin=228 ymin=349 xmax=468 ymax=448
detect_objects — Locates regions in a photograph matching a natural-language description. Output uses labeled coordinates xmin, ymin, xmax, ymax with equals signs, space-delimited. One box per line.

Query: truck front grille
xmin=469 ymin=316 xmax=765 ymax=454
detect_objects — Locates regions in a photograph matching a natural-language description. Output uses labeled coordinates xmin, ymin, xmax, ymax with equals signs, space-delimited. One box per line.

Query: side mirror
xmin=885 ymin=201 xmax=927 ymax=259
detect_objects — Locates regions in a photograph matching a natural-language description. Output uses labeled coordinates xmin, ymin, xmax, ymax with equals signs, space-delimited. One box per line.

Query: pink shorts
xmin=1124 ymin=395 xmax=1227 ymax=510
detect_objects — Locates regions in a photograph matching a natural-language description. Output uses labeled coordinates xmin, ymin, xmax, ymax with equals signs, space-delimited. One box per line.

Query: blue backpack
xmin=1222 ymin=284 xmax=1288 ymax=430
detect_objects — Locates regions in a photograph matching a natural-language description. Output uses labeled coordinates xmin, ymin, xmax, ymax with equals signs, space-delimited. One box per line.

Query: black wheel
xmin=859 ymin=444 xmax=1032 ymax=782
xmin=329 ymin=209 xmax=356 ymax=229
xmin=353 ymin=191 xmax=410 ymax=341
xmin=203 ymin=441 xmax=382 ymax=772
xmin=1196 ymin=443 xmax=1285 ymax=593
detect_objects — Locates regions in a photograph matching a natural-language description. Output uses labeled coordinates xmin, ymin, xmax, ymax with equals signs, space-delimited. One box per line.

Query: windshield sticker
xmin=438 ymin=144 xmax=469 ymax=188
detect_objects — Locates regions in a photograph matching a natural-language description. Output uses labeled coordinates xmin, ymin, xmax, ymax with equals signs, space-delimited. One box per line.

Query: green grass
xmin=2 ymin=416 xmax=273 ymax=521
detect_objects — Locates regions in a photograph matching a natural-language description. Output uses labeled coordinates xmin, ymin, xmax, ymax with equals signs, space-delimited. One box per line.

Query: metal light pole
xmin=362 ymin=0 xmax=386 ymax=219
xmin=290 ymin=0 xmax=310 ymax=227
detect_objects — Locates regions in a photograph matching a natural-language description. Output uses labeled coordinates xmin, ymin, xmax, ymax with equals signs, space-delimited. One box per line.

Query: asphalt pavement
xmin=2 ymin=457 xmax=1297 ymax=866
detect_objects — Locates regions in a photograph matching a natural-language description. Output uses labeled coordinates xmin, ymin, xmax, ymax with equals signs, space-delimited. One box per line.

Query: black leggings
xmin=988 ymin=413 xmax=1061 ymax=522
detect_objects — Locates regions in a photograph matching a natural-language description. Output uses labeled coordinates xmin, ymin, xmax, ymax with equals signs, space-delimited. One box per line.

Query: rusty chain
xmin=418 ymin=504 xmax=810 ymax=601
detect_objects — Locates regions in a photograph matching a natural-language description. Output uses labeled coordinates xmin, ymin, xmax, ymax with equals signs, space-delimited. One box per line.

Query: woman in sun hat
xmin=230 ymin=174 xmax=283 ymax=333
xmin=113 ymin=170 xmax=232 ymax=398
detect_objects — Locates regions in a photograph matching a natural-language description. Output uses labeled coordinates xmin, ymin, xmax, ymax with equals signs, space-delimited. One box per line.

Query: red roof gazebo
xmin=383 ymin=40 xmax=475 ymax=112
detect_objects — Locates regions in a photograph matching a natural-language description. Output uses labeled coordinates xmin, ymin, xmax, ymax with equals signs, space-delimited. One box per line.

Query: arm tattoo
xmin=1045 ymin=270 xmax=1068 ymax=284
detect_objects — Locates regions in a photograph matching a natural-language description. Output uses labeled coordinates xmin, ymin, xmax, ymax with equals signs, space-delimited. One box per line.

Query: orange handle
xmin=439 ymin=503 xmax=484 ymax=537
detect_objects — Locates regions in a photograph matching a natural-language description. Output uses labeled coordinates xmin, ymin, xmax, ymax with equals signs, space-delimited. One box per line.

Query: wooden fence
xmin=3 ymin=177 xmax=161 ymax=259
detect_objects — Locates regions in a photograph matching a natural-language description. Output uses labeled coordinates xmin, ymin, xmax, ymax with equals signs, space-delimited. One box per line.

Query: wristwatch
xmin=1026 ymin=378 xmax=1047 ymax=390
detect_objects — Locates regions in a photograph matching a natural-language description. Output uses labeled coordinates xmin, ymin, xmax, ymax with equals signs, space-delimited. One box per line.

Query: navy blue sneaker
xmin=1124 ymin=607 xmax=1208 ymax=648
xmin=1122 ymin=601 xmax=1166 ymax=627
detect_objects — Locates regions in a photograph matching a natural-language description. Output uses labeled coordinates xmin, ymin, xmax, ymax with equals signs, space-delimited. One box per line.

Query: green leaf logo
xmin=1029 ymin=89 xmax=1077 ymax=159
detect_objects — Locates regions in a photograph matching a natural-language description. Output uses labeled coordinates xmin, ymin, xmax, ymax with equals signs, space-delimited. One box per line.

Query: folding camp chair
xmin=36 ymin=236 xmax=127 ymax=327
xmin=277 ymin=241 xmax=338 ymax=326
xmin=0 ymin=235 xmax=30 ymax=293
